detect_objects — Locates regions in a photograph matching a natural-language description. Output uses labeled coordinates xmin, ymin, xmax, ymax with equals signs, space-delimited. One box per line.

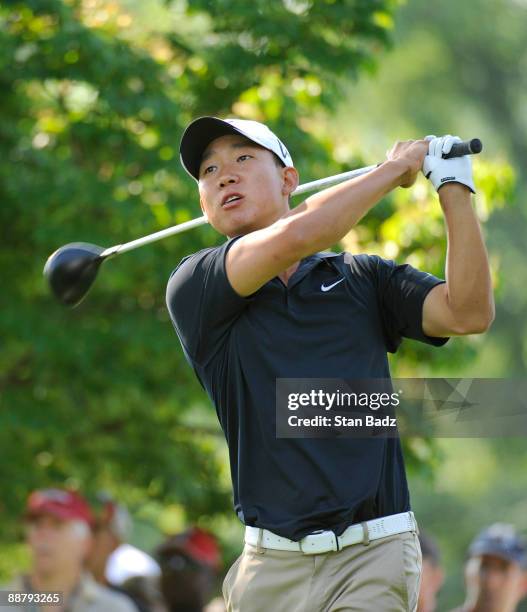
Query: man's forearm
xmin=285 ymin=160 xmax=407 ymax=254
xmin=440 ymin=183 xmax=495 ymax=329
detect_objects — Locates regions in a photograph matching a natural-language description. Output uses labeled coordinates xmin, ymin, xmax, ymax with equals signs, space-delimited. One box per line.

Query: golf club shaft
xmin=100 ymin=164 xmax=379 ymax=258
xmin=100 ymin=134 xmax=483 ymax=258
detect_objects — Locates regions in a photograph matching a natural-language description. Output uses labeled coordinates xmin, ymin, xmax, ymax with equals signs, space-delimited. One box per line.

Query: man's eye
xmin=238 ymin=154 xmax=252 ymax=162
xmin=203 ymin=165 xmax=216 ymax=175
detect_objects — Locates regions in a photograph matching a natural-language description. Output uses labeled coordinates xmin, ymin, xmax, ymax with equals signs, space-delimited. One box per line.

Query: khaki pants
xmin=222 ymin=531 xmax=422 ymax=612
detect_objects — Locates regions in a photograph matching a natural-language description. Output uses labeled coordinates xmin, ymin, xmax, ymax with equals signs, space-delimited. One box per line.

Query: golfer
xmin=166 ymin=117 xmax=494 ymax=612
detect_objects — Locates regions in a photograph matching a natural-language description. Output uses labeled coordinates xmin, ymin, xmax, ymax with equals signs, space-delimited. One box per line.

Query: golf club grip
xmin=443 ymin=138 xmax=482 ymax=159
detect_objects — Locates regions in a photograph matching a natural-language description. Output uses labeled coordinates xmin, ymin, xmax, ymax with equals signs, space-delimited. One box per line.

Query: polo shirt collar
xmin=285 ymin=250 xmax=340 ymax=290
xmin=311 ymin=251 xmax=340 ymax=261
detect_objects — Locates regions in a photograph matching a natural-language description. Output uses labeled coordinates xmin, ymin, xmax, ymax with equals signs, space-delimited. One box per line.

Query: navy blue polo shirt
xmin=166 ymin=236 xmax=448 ymax=541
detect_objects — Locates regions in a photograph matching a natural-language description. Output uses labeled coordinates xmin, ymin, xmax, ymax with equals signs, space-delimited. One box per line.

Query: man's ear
xmin=282 ymin=167 xmax=299 ymax=198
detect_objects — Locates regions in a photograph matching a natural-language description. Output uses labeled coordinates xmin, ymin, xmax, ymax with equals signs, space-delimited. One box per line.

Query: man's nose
xmin=219 ymin=173 xmax=239 ymax=188
xmin=481 ymin=569 xmax=503 ymax=592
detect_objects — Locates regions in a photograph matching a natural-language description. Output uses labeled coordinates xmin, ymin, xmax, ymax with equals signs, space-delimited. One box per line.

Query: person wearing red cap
xmin=156 ymin=527 xmax=222 ymax=611
xmin=2 ymin=488 xmax=138 ymax=612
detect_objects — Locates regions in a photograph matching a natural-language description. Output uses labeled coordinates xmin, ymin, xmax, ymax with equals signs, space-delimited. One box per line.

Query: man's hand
xmin=385 ymin=139 xmax=431 ymax=188
xmin=422 ymin=135 xmax=476 ymax=193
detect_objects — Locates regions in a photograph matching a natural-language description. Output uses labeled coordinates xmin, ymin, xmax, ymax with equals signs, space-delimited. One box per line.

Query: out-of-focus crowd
xmin=1 ymin=488 xmax=225 ymax=612
xmin=1 ymin=488 xmax=526 ymax=612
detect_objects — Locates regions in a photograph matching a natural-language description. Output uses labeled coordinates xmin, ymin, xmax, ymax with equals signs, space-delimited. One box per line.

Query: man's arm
xmin=227 ymin=141 xmax=428 ymax=297
xmin=423 ymin=183 xmax=495 ymax=336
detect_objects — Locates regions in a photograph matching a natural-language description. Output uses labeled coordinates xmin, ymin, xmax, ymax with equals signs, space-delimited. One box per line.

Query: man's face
xmin=197 ymin=134 xmax=297 ymax=237
xmin=27 ymin=513 xmax=92 ymax=576
xmin=465 ymin=554 xmax=527 ymax=612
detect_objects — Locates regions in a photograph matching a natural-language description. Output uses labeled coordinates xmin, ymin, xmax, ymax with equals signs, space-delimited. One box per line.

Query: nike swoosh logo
xmin=321 ymin=278 xmax=345 ymax=292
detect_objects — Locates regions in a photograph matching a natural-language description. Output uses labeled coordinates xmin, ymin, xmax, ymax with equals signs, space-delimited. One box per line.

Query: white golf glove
xmin=422 ymin=135 xmax=476 ymax=194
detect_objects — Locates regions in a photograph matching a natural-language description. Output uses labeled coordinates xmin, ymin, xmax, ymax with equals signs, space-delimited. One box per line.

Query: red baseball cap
xmin=183 ymin=527 xmax=221 ymax=569
xmin=25 ymin=489 xmax=94 ymax=527
xmin=157 ymin=527 xmax=221 ymax=570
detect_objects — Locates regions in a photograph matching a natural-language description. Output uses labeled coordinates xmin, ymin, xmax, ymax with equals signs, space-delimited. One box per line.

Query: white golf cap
xmin=179 ymin=116 xmax=294 ymax=180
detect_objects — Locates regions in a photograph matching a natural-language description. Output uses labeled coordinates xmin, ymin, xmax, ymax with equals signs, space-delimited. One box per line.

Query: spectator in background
xmin=1 ymin=488 xmax=136 ymax=611
xmin=417 ymin=531 xmax=444 ymax=612
xmin=88 ymin=492 xmax=162 ymax=611
xmin=120 ymin=574 xmax=168 ymax=612
xmin=156 ymin=527 xmax=223 ymax=612
xmin=451 ymin=523 xmax=527 ymax=612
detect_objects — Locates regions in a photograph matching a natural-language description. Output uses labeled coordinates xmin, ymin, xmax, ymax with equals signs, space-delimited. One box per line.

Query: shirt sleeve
xmin=371 ymin=255 xmax=450 ymax=352
xmin=165 ymin=236 xmax=252 ymax=366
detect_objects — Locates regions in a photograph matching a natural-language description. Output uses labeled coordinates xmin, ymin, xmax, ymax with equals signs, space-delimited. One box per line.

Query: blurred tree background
xmin=1 ymin=0 xmax=526 ymax=608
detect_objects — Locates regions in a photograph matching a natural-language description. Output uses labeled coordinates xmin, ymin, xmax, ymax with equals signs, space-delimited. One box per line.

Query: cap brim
xmin=180 ymin=117 xmax=246 ymax=180
xmin=469 ymin=544 xmax=520 ymax=565
xmin=26 ymin=506 xmax=81 ymax=523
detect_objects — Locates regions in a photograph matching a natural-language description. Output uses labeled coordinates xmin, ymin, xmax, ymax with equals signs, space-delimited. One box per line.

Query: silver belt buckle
xmin=300 ymin=530 xmax=337 ymax=555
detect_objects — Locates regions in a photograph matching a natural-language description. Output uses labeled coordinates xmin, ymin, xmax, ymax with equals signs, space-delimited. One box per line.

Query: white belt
xmin=245 ymin=511 xmax=417 ymax=555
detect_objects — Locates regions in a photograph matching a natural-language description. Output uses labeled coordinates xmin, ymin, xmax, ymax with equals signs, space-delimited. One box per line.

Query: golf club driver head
xmin=43 ymin=242 xmax=106 ymax=306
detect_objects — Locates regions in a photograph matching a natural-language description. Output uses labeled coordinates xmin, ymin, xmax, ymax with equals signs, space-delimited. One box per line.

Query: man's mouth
xmin=221 ymin=193 xmax=244 ymax=208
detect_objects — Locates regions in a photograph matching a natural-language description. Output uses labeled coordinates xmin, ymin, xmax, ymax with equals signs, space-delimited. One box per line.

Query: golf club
xmin=44 ymin=138 xmax=482 ymax=307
